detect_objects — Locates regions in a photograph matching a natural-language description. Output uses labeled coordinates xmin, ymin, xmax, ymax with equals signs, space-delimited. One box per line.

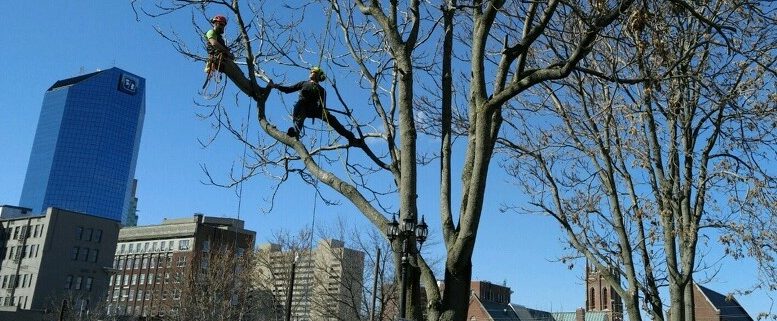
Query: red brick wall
xmin=468 ymin=294 xmax=492 ymax=321
xmin=693 ymin=285 xmax=720 ymax=321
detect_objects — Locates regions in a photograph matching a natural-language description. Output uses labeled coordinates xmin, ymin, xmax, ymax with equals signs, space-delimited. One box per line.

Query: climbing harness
xmin=202 ymin=53 xmax=225 ymax=98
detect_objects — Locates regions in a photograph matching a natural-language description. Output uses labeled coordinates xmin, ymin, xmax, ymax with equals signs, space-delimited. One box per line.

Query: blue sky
xmin=0 ymin=2 xmax=772 ymax=317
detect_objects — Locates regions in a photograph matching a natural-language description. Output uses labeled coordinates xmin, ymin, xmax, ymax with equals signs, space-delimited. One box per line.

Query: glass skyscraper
xmin=19 ymin=67 xmax=145 ymax=224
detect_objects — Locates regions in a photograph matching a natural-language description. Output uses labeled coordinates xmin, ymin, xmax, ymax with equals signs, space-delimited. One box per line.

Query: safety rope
xmin=302 ymin=3 xmax=334 ymax=318
xmin=236 ymin=96 xmax=252 ymax=220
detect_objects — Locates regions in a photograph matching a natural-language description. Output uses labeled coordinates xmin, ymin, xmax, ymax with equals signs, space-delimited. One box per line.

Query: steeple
xmin=585 ymin=263 xmax=623 ymax=321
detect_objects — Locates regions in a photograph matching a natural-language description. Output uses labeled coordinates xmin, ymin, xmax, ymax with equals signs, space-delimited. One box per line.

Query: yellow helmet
xmin=310 ymin=67 xmax=326 ymax=81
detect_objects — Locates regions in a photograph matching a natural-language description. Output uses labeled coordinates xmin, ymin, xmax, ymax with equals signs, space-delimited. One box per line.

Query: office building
xmin=19 ymin=67 xmax=146 ymax=225
xmin=106 ymin=214 xmax=255 ymax=319
xmin=257 ymin=239 xmax=365 ymax=321
xmin=125 ymin=179 xmax=139 ymax=227
xmin=0 ymin=206 xmax=119 ymax=319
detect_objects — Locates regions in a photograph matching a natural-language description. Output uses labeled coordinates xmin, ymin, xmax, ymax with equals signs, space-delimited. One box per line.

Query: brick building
xmin=692 ymin=283 xmax=753 ymax=321
xmin=105 ymin=214 xmax=254 ymax=319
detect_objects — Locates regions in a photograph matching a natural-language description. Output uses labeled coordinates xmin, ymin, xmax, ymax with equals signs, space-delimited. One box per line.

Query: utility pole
xmin=285 ymin=253 xmax=299 ymax=321
xmin=369 ymin=247 xmax=381 ymax=321
xmin=58 ymin=299 xmax=68 ymax=321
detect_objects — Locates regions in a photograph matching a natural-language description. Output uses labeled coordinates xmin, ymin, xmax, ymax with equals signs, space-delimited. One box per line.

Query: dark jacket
xmin=275 ymin=81 xmax=326 ymax=112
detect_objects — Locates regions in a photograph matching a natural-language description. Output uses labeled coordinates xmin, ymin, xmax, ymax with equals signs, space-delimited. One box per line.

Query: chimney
xmin=576 ymin=307 xmax=586 ymax=321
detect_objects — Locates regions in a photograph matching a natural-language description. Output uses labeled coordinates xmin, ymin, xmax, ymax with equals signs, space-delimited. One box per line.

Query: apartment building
xmin=106 ymin=214 xmax=255 ymax=319
xmin=257 ymin=239 xmax=365 ymax=321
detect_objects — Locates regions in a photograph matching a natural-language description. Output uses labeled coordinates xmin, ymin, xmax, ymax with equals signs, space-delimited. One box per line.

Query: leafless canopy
xmin=127 ymin=0 xmax=775 ymax=320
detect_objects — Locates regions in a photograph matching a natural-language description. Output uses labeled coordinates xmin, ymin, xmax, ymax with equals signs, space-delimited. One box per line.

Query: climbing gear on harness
xmin=202 ymin=52 xmax=224 ymax=90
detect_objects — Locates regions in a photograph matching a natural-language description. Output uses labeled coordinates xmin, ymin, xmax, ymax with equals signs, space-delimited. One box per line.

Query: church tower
xmin=585 ymin=263 xmax=624 ymax=321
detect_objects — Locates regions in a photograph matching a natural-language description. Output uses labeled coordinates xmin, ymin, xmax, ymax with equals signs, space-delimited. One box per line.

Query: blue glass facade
xmin=20 ymin=68 xmax=145 ymax=224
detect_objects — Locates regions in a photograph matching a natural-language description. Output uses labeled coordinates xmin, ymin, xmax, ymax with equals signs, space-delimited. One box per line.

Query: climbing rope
xmin=236 ymin=96 xmax=252 ymax=220
xmin=302 ymin=3 xmax=334 ymax=317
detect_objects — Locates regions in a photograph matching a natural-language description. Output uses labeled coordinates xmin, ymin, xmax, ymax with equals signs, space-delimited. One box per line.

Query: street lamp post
xmin=387 ymin=214 xmax=428 ymax=320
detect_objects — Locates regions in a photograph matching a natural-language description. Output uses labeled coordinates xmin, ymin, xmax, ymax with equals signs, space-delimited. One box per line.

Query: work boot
xmin=287 ymin=127 xmax=299 ymax=139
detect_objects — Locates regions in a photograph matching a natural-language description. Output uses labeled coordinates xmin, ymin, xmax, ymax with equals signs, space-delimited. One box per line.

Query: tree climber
xmin=204 ymin=15 xmax=259 ymax=99
xmin=269 ymin=67 xmax=364 ymax=146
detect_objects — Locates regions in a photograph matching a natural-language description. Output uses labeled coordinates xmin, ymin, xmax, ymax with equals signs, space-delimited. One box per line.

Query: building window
xmin=168 ymin=240 xmax=174 ymax=251
xmin=76 ymin=226 xmax=84 ymax=240
xmin=85 ymin=228 xmax=93 ymax=241
xmin=603 ymin=288 xmax=609 ymax=310
xmin=128 ymin=243 xmax=134 ymax=253
xmin=120 ymin=244 xmax=126 ymax=254
xmin=90 ymin=249 xmax=99 ymax=262
xmin=144 ymin=242 xmax=150 ymax=252
xmin=127 ymin=258 xmax=134 ymax=270
xmin=71 ymin=247 xmax=80 ymax=260
xmin=142 ymin=257 xmax=148 ymax=269
xmin=95 ymin=229 xmax=103 ymax=242
xmin=65 ymin=275 xmax=73 ymax=289
xmin=85 ymin=277 xmax=93 ymax=291
xmin=179 ymin=240 xmax=190 ymax=251
xmin=590 ymin=288 xmax=596 ymax=310
xmin=74 ymin=276 xmax=83 ymax=290
xmin=177 ymin=256 xmax=187 ymax=267
xmin=160 ymin=241 xmax=166 ymax=251
xmin=82 ymin=248 xmax=90 ymax=261
xmin=152 ymin=242 xmax=158 ymax=252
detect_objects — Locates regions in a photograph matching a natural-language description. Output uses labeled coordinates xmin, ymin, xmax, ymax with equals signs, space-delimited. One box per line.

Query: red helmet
xmin=211 ymin=15 xmax=227 ymax=25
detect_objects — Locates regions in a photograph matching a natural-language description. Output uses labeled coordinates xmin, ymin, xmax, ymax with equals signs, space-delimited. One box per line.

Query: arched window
xmin=590 ymin=288 xmax=596 ymax=310
xmin=602 ymin=288 xmax=608 ymax=310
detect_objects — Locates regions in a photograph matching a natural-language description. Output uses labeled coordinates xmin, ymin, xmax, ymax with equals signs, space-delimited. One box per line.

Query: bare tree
xmin=254 ymin=228 xmax=314 ymax=321
xmin=44 ymin=292 xmax=112 ymax=321
xmin=162 ymin=245 xmax=260 ymax=321
xmin=498 ymin=1 xmax=777 ymax=321
xmin=125 ymin=0 xmax=682 ymax=320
